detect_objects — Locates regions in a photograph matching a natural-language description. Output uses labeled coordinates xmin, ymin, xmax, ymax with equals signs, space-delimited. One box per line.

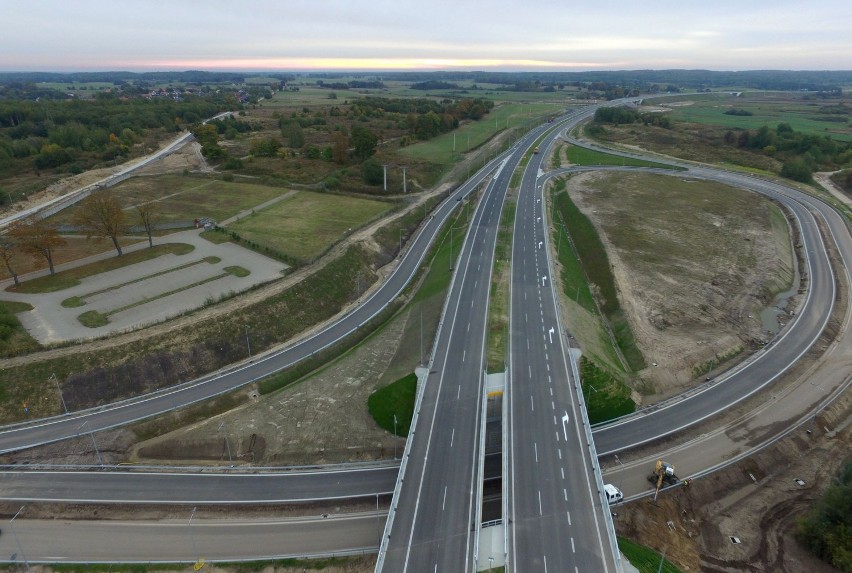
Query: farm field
xmin=49 ymin=175 xmax=289 ymax=226
xmin=647 ymin=93 xmax=852 ymax=141
xmin=227 ymin=191 xmax=396 ymax=262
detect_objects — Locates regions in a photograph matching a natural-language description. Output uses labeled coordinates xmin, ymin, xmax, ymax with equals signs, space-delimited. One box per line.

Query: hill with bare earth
xmin=563 ymin=170 xmax=796 ymax=401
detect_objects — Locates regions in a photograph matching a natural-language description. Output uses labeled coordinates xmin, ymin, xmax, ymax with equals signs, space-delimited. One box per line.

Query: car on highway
xmin=604 ymin=483 xmax=623 ymax=504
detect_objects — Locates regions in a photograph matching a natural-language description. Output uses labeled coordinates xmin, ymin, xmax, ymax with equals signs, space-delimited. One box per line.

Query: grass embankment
xmin=618 ymin=537 xmax=684 ymax=573
xmin=564 ymin=144 xmax=683 ymax=170
xmin=552 ymin=185 xmax=645 ymax=372
xmin=549 ymin=178 xmax=637 ymax=422
xmin=368 ymin=372 xmax=417 ymax=437
xmin=363 ymin=195 xmax=477 ymax=431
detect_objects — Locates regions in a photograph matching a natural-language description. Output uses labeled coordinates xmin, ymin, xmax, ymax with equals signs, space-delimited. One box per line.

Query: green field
xmin=50 ymin=175 xmax=289 ymax=226
xmin=564 ymin=144 xmax=683 ymax=169
xmin=652 ymin=94 xmax=852 ymax=141
xmin=400 ymin=103 xmax=561 ymax=165
xmin=228 ymin=191 xmax=395 ymax=262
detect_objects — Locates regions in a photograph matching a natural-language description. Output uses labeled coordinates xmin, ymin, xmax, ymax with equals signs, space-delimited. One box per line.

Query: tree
xmin=331 ymin=132 xmax=349 ymax=165
xmin=350 ymin=126 xmax=378 ymax=160
xmin=0 ymin=233 xmax=19 ymax=286
xmin=136 ymin=201 xmax=160 ymax=248
xmin=362 ymin=158 xmax=384 ymax=186
xmin=72 ymin=189 xmax=128 ymax=256
xmin=8 ymin=215 xmax=66 ymax=274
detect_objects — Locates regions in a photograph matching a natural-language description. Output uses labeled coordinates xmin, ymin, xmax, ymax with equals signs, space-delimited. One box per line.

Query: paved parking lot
xmin=2 ymin=229 xmax=288 ymax=344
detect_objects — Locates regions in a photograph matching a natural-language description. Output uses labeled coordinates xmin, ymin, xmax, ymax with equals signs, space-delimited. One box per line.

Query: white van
xmin=604 ymin=483 xmax=623 ymax=504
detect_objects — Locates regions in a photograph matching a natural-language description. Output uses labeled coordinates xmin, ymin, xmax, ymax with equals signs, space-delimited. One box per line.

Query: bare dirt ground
xmin=615 ymin=392 xmax=850 ymax=572
xmin=563 ymin=170 xmax=796 ymax=401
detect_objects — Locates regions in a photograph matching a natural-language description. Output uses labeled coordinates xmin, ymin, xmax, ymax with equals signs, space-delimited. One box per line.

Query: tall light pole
xmin=614 ymin=454 xmax=625 ymax=497
xmin=244 ymin=324 xmax=251 ymax=359
xmin=382 ymin=164 xmax=388 ymax=192
xmin=10 ymin=506 xmax=29 ymax=572
xmin=402 ymin=166 xmax=407 ymax=194
xmin=51 ymin=373 xmax=68 ymax=414
xmin=393 ymin=414 xmax=398 ymax=460
xmin=188 ymin=506 xmax=200 ymax=564
xmin=79 ymin=420 xmax=103 ymax=467
xmin=217 ymin=422 xmax=233 ymax=466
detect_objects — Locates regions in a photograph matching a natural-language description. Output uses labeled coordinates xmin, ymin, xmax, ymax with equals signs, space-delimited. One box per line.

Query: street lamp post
xmin=393 ymin=414 xmax=398 ymax=460
xmin=217 ymin=422 xmax=233 ymax=466
xmin=188 ymin=506 xmax=199 ymax=563
xmin=10 ymin=506 xmax=29 ymax=572
xmin=79 ymin=420 xmax=103 ymax=467
xmin=51 ymin=373 xmax=68 ymax=414
xmin=614 ymin=454 xmax=625 ymax=498
xmin=244 ymin=324 xmax=251 ymax=359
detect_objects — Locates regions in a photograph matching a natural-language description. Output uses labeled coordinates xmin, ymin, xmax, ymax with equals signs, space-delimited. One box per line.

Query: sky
xmin=2 ymin=0 xmax=850 ymax=72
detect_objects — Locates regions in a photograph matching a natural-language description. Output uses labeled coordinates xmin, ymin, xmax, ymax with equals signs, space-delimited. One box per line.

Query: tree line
xmin=0 ymin=86 xmax=235 ymax=184
xmin=1 ymin=190 xmax=158 ymax=285
xmin=723 ymin=123 xmax=851 ymax=182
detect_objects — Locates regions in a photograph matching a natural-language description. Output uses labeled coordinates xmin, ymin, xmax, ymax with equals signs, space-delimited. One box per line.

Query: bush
xmin=781 ymin=158 xmax=813 ymax=182
xmin=797 ymin=460 xmax=852 ymax=571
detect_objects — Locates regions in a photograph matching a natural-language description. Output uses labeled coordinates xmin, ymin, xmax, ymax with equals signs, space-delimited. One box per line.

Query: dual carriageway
xmin=1 ymin=101 xmax=849 ymax=571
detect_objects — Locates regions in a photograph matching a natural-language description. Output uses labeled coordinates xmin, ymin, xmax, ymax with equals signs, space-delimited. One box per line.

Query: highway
xmin=378 ymin=159 xmax=506 ymax=571
xmin=378 ymin=119 xmax=580 ymax=572
xmin=0 ymin=152 xmax=503 ymax=455
xmin=0 ymin=513 xmax=385 ymax=563
xmin=506 ymin=140 xmax=616 ymax=570
xmin=0 ymin=99 xmax=849 ymax=566
xmin=548 ymin=150 xmax=843 ymax=456
xmin=0 ymin=466 xmax=396 ymax=504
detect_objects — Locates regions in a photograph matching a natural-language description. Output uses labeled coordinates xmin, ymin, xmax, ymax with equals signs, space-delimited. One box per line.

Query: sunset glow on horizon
xmin=2 ymin=0 xmax=850 ymax=72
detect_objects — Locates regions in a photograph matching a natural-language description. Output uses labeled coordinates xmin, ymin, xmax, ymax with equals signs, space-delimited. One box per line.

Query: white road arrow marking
xmin=541 ymin=275 xmax=547 ymax=286
xmin=562 ymin=412 xmax=570 ymax=441
xmin=548 ymin=327 xmax=554 ymax=344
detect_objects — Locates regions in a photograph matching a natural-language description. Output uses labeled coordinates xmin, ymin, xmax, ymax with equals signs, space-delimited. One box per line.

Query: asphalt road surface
xmin=0 ymin=466 xmax=397 ymax=504
xmin=506 ymin=133 xmax=617 ymax=572
xmin=0 ymin=513 xmax=385 ymax=563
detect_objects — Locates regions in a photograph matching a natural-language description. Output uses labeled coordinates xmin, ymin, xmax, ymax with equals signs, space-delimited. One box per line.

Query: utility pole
xmin=402 ymin=166 xmax=407 ymax=193
xmin=419 ymin=310 xmax=424 ymax=366
xmin=244 ymin=325 xmax=251 ymax=359
xmin=382 ymin=164 xmax=388 ymax=191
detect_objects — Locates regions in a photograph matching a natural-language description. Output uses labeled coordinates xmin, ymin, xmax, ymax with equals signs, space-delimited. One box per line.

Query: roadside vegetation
xmin=487 ymin=193 xmax=516 ymax=372
xmin=618 ymin=537 xmax=683 ymax=573
xmin=548 ymin=178 xmax=637 ymax=420
xmin=562 ymin=144 xmax=682 ymax=170
xmin=796 ymin=459 xmax=852 ymax=571
xmin=368 ymin=372 xmax=417 ymax=437
xmin=588 ymin=94 xmax=851 ymax=184
xmin=552 ymin=183 xmax=645 ymax=372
